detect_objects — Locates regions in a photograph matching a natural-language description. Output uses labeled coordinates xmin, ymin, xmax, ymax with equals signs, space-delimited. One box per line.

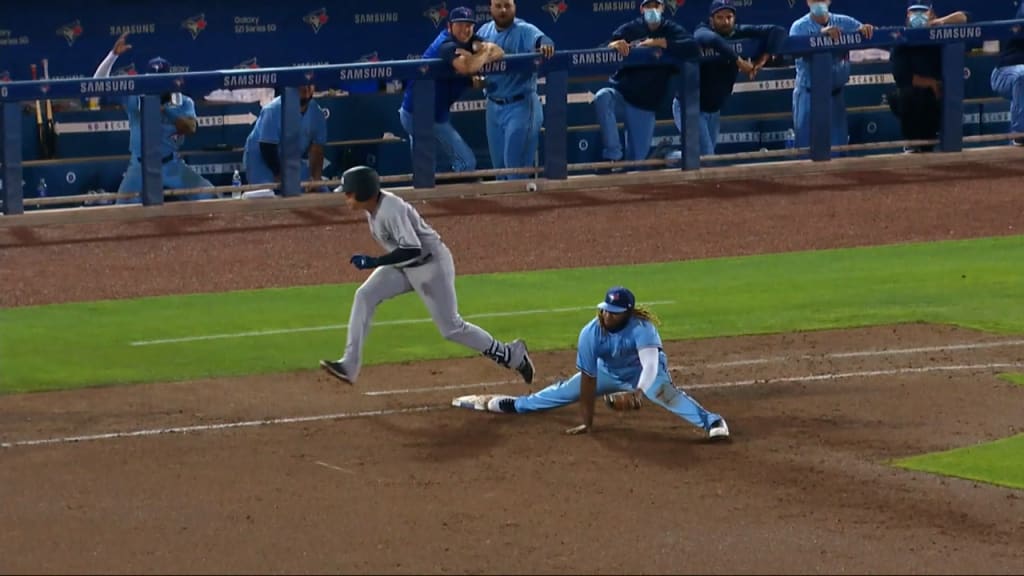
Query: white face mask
xmin=643 ymin=8 xmax=662 ymax=25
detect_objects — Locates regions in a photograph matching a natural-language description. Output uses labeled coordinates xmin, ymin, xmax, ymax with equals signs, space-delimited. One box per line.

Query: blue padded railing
xmin=1 ymin=19 xmax=1022 ymax=214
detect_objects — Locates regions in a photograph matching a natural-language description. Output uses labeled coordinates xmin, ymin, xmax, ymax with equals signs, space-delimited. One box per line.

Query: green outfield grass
xmin=998 ymin=373 xmax=1024 ymax=386
xmin=893 ymin=435 xmax=1024 ymax=490
xmin=1 ymin=234 xmax=1022 ymax=394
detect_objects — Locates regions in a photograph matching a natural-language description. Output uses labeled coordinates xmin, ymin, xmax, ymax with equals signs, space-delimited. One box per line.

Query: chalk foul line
xmin=3 ymin=361 xmax=1021 ymax=450
xmin=129 ymin=300 xmax=677 ymax=346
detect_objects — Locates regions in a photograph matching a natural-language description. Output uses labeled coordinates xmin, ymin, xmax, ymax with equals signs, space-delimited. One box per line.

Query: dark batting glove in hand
xmin=350 ymin=254 xmax=378 ymax=270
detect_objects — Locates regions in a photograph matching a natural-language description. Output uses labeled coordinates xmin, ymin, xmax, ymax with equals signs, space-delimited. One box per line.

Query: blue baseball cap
xmin=147 ymin=57 xmax=170 ymax=74
xmin=597 ymin=286 xmax=636 ymax=314
xmin=907 ymin=0 xmax=932 ymax=10
xmin=448 ymin=6 xmax=475 ymax=23
xmin=639 ymin=0 xmax=664 ymax=8
xmin=710 ymin=0 xmax=737 ymax=16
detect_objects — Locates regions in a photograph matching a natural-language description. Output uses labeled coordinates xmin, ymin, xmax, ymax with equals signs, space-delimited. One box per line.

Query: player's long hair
xmin=631 ymin=305 xmax=661 ymax=326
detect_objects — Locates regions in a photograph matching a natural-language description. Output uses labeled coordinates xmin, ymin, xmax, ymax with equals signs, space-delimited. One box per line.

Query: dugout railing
xmin=1 ymin=18 xmax=1023 ymax=215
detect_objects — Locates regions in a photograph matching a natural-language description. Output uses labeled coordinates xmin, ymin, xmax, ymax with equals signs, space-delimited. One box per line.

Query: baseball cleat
xmin=510 ymin=339 xmax=535 ymax=385
xmin=707 ymin=418 xmax=730 ymax=440
xmin=320 ymin=360 xmax=353 ymax=385
xmin=452 ymin=394 xmax=517 ymax=413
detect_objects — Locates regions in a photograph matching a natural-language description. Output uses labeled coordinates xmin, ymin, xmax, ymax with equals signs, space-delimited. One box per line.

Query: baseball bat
xmin=41 ymin=59 xmax=56 ymax=158
xmin=29 ymin=64 xmax=49 ymax=159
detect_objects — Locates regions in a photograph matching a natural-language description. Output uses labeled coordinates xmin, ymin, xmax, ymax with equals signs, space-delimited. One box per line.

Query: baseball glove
xmin=604 ymin=390 xmax=644 ymax=411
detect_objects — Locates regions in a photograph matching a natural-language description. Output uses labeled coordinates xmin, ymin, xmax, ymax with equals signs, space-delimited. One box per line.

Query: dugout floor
xmin=1 ymin=159 xmax=1023 ymax=573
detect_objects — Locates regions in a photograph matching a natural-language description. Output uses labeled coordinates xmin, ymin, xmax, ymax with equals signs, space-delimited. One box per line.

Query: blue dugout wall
xmin=1 ymin=1 xmax=1022 ymax=211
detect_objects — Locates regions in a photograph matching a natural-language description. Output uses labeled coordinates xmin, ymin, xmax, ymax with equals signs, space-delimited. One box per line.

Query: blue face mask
xmin=809 ymin=2 xmax=829 ymax=18
xmin=643 ymin=8 xmax=662 ymax=25
xmin=908 ymin=12 xmax=929 ymax=28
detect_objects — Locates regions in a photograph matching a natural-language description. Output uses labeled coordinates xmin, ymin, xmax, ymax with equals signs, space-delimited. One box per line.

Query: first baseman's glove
xmin=604 ymin=390 xmax=644 ymax=411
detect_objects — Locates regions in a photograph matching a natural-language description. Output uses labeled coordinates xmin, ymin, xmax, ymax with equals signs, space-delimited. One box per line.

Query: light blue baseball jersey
xmin=576 ymin=315 xmax=668 ymax=385
xmin=244 ymin=95 xmax=328 ymax=159
xmin=789 ymin=13 xmax=863 ymax=90
xmin=122 ymin=94 xmax=197 ymax=159
xmin=476 ymin=17 xmax=552 ymax=100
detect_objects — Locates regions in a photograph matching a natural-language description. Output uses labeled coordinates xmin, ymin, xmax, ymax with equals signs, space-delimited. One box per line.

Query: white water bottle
xmin=231 ymin=169 xmax=242 ymax=199
xmin=37 ymin=178 xmax=48 ymax=198
xmin=785 ymin=129 xmax=796 ymax=150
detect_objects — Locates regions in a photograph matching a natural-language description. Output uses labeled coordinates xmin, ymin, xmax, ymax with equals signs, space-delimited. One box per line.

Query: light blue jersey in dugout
xmin=122 ymin=94 xmax=196 ymax=159
xmin=244 ymin=95 xmax=328 ymax=160
xmin=576 ymin=316 xmax=669 ymax=386
xmin=789 ymin=13 xmax=863 ymax=90
xmin=476 ymin=18 xmax=551 ymax=100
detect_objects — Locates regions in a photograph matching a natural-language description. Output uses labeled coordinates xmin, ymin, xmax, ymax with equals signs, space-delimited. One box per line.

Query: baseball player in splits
xmin=93 ymin=33 xmax=215 ymax=204
xmin=453 ymin=286 xmax=729 ymax=440
xmin=789 ymin=1 xmax=875 ymax=150
xmin=595 ymin=0 xmax=695 ymax=168
xmin=476 ymin=0 xmax=555 ymax=180
xmin=320 ymin=165 xmax=535 ymax=385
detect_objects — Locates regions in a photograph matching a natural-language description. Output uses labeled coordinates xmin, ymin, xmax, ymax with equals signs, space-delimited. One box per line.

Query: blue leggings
xmin=513 ymin=366 xmax=722 ymax=431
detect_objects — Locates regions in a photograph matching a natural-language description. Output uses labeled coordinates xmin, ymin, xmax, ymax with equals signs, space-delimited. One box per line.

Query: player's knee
xmin=436 ymin=318 xmax=465 ymax=341
xmin=353 ymin=284 xmax=382 ymax=308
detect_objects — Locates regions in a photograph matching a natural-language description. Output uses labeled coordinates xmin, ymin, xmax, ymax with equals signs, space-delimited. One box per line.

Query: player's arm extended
xmin=635 ymin=347 xmax=660 ymax=394
xmin=577 ymin=371 xmax=597 ymax=430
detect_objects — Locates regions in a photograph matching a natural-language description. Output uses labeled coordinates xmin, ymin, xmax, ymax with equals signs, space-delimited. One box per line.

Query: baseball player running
xmin=93 ymin=33 xmax=215 ymax=203
xmin=672 ymin=0 xmax=786 ymax=157
xmin=399 ymin=6 xmax=505 ymax=175
xmin=476 ymin=0 xmax=555 ymax=180
xmin=596 ymin=0 xmax=696 ymax=168
xmin=453 ymin=286 xmax=729 ymax=439
xmin=243 ymin=85 xmax=328 ymax=191
xmin=320 ymin=165 xmax=535 ymax=385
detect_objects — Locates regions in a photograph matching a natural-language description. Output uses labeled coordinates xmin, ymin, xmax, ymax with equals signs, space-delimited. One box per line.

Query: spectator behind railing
xmin=476 ymin=0 xmax=555 ymax=181
xmin=92 ymin=33 xmax=215 ymax=204
xmin=398 ymin=6 xmax=505 ymax=181
xmin=989 ymin=2 xmax=1024 ymax=146
xmin=888 ymin=1 xmax=971 ymax=154
xmin=594 ymin=0 xmax=696 ymax=173
xmin=671 ymin=0 xmax=787 ymax=158
xmin=789 ymin=0 xmax=876 ymax=151
xmin=242 ymin=84 xmax=328 ymax=193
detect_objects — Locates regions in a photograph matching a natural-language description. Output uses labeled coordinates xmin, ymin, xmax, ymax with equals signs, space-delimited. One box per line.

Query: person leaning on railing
xmin=989 ymin=2 xmax=1024 ymax=147
xmin=671 ymin=0 xmax=786 ymax=158
xmin=887 ymin=1 xmax=970 ymax=154
xmin=398 ymin=6 xmax=505 ymax=180
xmin=476 ymin=0 xmax=555 ymax=181
xmin=789 ymin=0 xmax=875 ymax=151
xmin=241 ymin=84 xmax=328 ymax=193
xmin=594 ymin=0 xmax=696 ymax=173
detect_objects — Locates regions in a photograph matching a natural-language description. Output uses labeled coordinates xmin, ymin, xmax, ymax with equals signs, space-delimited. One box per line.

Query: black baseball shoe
xmin=509 ymin=339 xmax=535 ymax=385
xmin=320 ymin=360 xmax=353 ymax=384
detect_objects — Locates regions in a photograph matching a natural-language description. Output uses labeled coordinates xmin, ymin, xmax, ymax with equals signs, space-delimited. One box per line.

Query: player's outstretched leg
xmin=408 ymin=247 xmax=535 ymax=383
xmin=641 ymin=379 xmax=729 ymax=440
xmin=321 ymin=267 xmax=412 ymax=384
xmin=452 ymin=371 xmax=631 ymax=414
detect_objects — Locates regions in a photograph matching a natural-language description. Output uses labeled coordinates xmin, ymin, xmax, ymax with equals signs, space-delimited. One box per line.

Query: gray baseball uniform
xmin=336 ymin=190 xmax=530 ymax=382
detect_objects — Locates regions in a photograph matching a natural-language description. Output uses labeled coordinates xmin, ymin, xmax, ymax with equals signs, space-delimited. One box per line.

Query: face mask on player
xmin=809 ymin=2 xmax=829 ymax=18
xmin=908 ymin=12 xmax=929 ymax=28
xmin=643 ymin=8 xmax=662 ymax=25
